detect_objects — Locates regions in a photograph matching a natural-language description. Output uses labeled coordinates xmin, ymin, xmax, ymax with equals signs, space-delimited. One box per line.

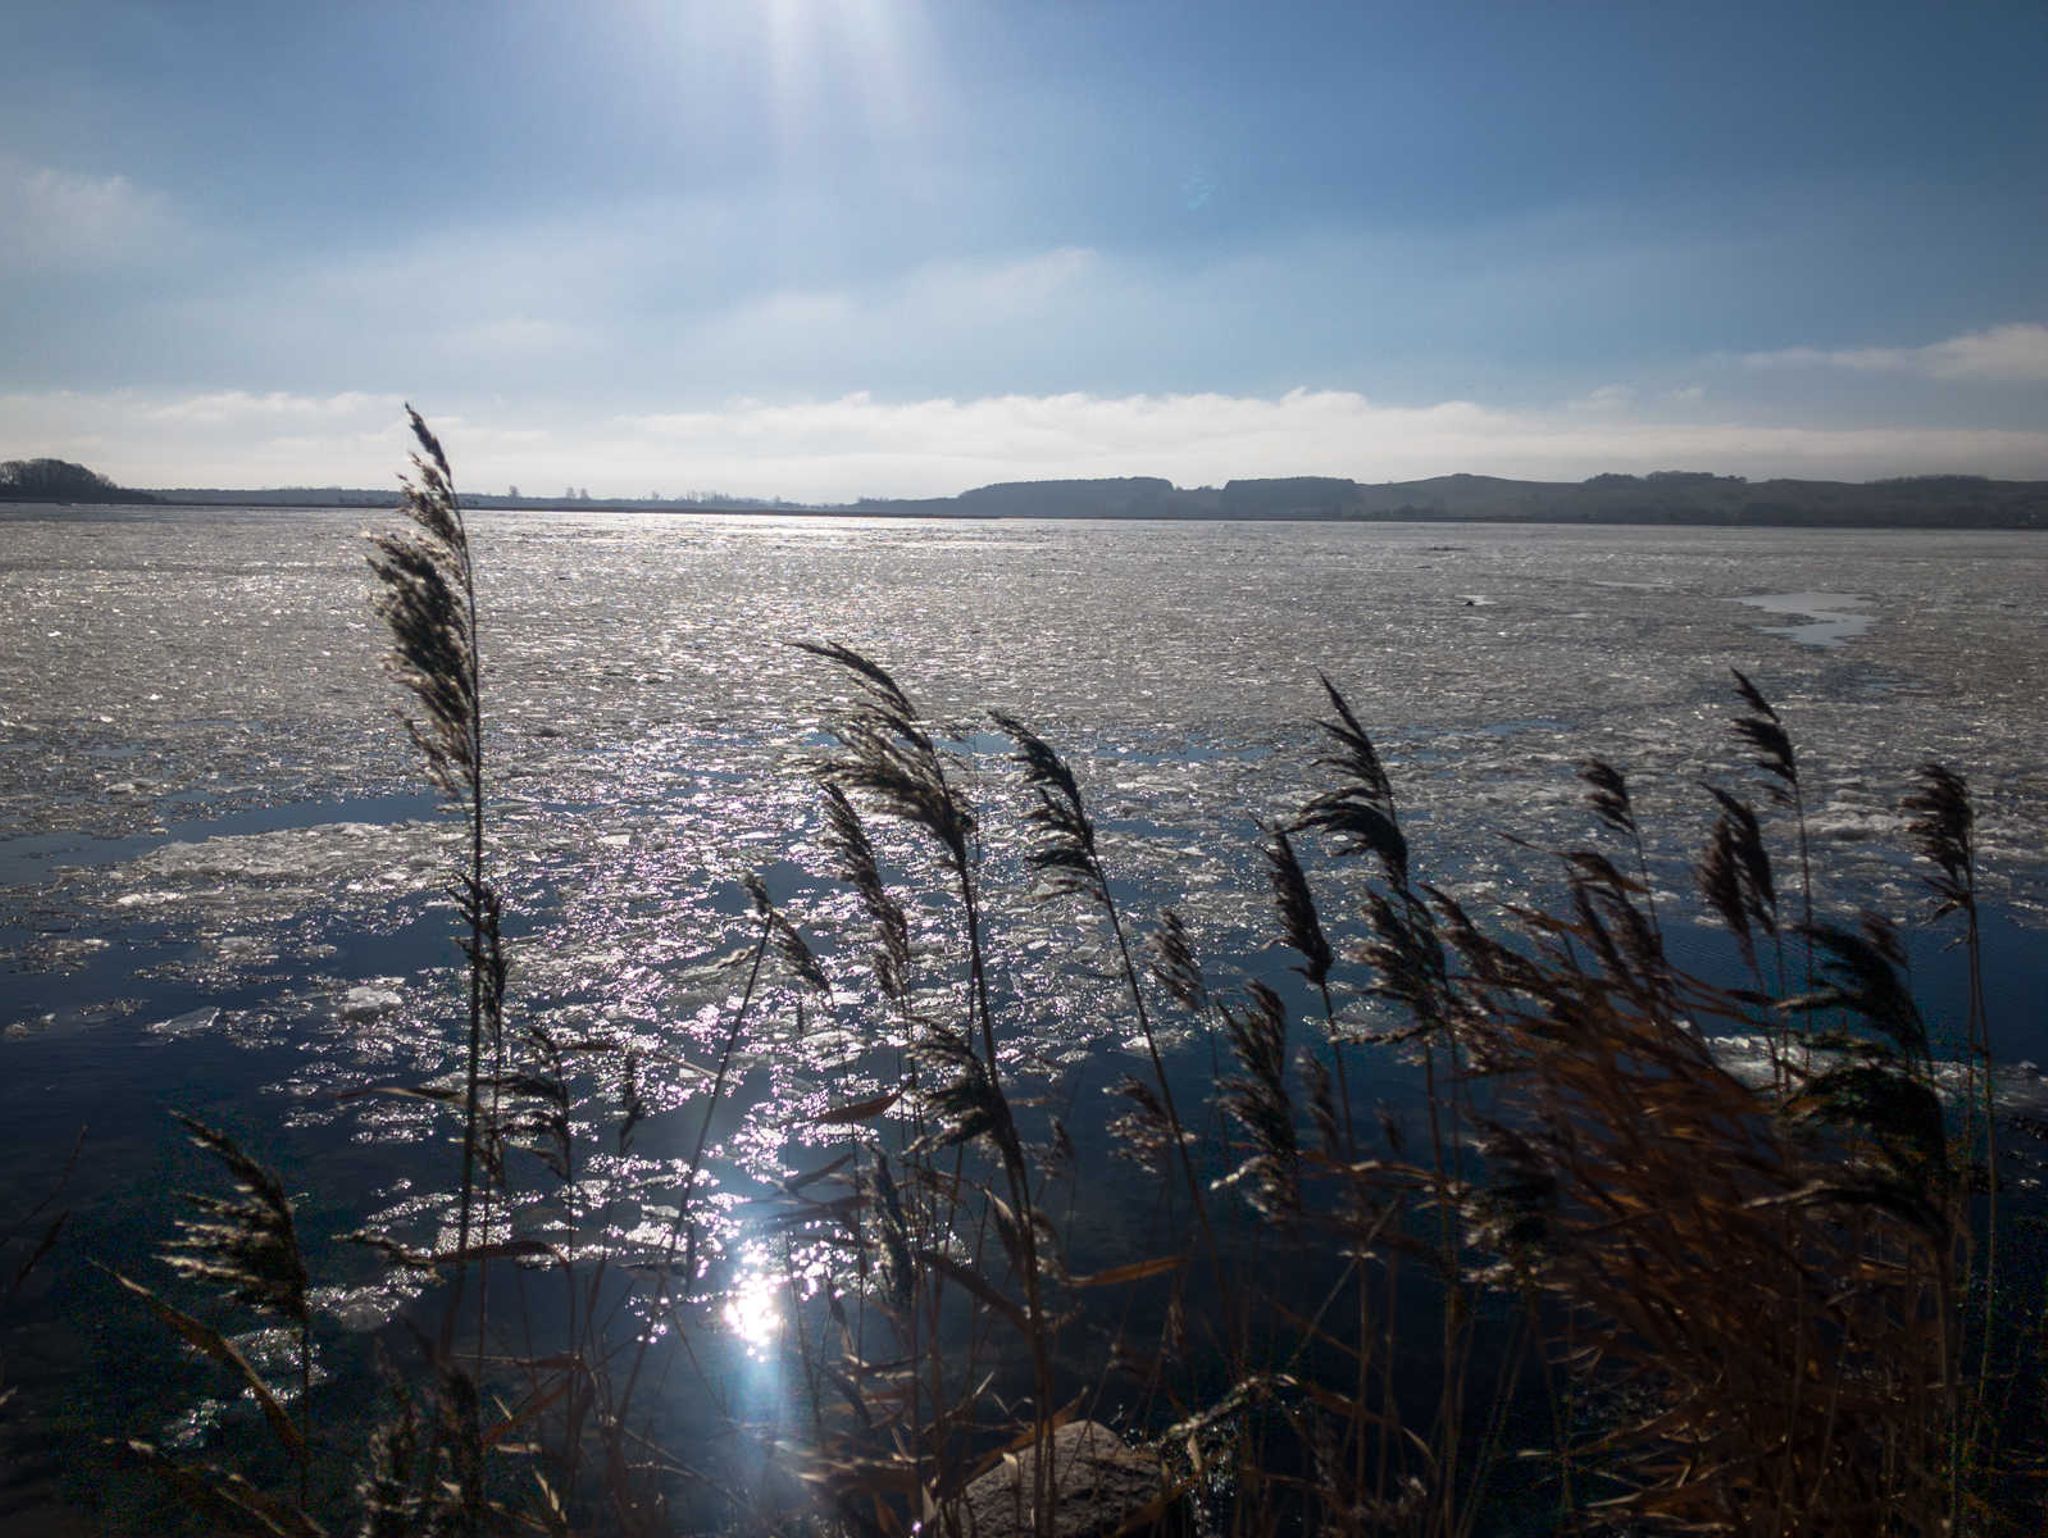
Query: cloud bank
xmin=1743 ymin=323 xmax=2048 ymax=383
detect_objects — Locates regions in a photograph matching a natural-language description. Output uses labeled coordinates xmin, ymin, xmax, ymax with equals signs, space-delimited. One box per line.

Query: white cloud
xmin=1922 ymin=324 xmax=2048 ymax=380
xmin=681 ymin=246 xmax=1102 ymax=365
xmin=1743 ymin=323 xmax=2048 ymax=382
xmin=0 ymin=389 xmax=407 ymax=486
xmin=1568 ymin=384 xmax=1635 ymax=413
xmin=11 ymin=385 xmax=2047 ymax=499
xmin=0 ymin=160 xmax=179 ymax=272
xmin=141 ymin=390 xmax=398 ymax=427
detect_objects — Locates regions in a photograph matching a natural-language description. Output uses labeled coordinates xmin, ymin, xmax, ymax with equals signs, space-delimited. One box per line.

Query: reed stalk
xmin=106 ymin=413 xmax=2020 ymax=1536
xmin=368 ymin=407 xmax=498 ymax=1350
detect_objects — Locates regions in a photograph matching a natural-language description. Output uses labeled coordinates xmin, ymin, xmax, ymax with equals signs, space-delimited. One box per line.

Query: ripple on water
xmin=4 ymin=511 xmax=2047 ymax=1523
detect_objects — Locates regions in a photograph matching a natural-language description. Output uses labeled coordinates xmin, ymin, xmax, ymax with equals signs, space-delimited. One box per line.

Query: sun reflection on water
xmin=721 ymin=1245 xmax=784 ymax=1360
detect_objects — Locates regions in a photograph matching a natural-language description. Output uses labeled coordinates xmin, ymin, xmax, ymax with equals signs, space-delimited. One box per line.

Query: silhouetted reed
xmin=103 ymin=415 xmax=2035 ymax=1538
xmin=367 ymin=406 xmax=502 ymax=1336
xmin=113 ymin=1117 xmax=314 ymax=1517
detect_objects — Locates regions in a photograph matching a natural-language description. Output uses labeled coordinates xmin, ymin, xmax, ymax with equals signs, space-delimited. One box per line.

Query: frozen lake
xmin=2 ymin=505 xmax=2044 ymax=1525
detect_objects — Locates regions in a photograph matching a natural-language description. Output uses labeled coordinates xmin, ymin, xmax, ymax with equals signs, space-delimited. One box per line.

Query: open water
xmin=2 ymin=506 xmax=2044 ymax=1527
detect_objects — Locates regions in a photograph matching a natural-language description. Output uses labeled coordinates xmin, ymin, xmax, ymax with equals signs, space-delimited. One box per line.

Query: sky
xmin=2 ymin=0 xmax=2046 ymax=499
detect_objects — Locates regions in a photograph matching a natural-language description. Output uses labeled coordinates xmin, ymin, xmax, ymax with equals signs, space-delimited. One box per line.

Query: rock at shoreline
xmin=955 ymin=1420 xmax=1182 ymax=1538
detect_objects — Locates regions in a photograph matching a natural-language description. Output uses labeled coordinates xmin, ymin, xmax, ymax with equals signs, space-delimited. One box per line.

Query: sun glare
xmin=721 ymin=1247 xmax=784 ymax=1360
xmin=760 ymin=0 xmax=921 ymax=153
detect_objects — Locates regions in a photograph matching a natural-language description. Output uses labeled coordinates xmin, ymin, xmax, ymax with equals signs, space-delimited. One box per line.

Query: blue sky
xmin=3 ymin=0 xmax=2045 ymax=496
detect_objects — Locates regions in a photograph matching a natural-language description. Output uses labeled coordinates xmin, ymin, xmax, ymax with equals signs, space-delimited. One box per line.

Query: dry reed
xmin=101 ymin=414 xmax=2036 ymax=1538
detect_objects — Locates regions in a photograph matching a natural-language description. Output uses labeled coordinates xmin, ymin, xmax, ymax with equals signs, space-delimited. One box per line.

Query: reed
xmin=110 ymin=1116 xmax=316 ymax=1524
xmin=366 ymin=405 xmax=502 ymax=1352
xmin=100 ymin=414 xmax=2035 ymax=1538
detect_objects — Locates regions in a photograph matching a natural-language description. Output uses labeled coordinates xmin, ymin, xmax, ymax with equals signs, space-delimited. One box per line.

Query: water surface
xmin=3 ymin=507 xmax=2044 ymax=1525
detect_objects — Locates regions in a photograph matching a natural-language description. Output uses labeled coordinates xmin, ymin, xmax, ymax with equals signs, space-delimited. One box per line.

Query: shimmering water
xmin=2 ymin=506 xmax=2045 ymax=1525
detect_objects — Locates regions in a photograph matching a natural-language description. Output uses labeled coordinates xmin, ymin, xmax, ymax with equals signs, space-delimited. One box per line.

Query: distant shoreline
xmin=7 ymin=497 xmax=2044 ymax=533
xmin=7 ymin=466 xmax=2046 ymax=529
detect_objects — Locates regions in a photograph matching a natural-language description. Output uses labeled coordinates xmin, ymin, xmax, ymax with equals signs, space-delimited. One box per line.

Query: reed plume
xmin=1436 ymin=894 xmax=1961 ymax=1533
xmin=1106 ymin=1075 xmax=1179 ymax=1174
xmin=818 ymin=780 xmax=912 ymax=1007
xmin=1148 ymin=907 xmax=1208 ymax=1015
xmin=161 ymin=1115 xmax=309 ymax=1326
xmin=1579 ymin=756 xmax=1663 ymax=942
xmin=1264 ymin=822 xmax=1333 ymax=991
xmin=1729 ymin=667 xmax=1797 ymax=801
xmin=744 ymin=870 xmax=833 ymax=998
xmin=369 ymin=409 xmax=477 ymax=801
xmin=990 ymin=710 xmax=1107 ymax=909
xmin=369 ymin=407 xmax=500 ymax=1314
xmin=1296 ymin=672 xmax=1407 ymax=887
xmin=1698 ymin=784 xmax=1779 ymax=972
xmin=796 ymin=641 xmax=972 ymax=877
xmin=993 ymin=711 xmax=1218 ymax=1257
xmin=116 ymin=1116 xmax=315 ymax=1513
xmin=1728 ymin=669 xmax=1816 ymax=996
xmin=1904 ymin=764 xmax=1976 ymax=923
xmin=1216 ymin=982 xmax=1299 ymax=1220
xmin=1904 ymin=761 xmax=1997 ymax=1461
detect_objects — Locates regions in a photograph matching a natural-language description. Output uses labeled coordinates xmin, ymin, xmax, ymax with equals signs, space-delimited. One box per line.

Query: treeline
xmin=0 ymin=457 xmax=157 ymax=503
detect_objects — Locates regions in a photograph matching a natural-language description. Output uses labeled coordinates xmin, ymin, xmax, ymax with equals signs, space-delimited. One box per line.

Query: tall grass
xmin=108 ymin=415 xmax=2041 ymax=1538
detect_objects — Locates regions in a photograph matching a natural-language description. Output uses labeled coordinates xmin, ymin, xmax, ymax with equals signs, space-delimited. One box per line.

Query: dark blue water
xmin=2 ymin=507 xmax=2043 ymax=1529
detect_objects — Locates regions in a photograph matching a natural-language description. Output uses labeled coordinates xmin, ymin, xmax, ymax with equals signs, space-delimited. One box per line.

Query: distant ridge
xmin=9 ymin=462 xmax=2045 ymax=528
xmin=848 ymin=470 xmax=2046 ymax=527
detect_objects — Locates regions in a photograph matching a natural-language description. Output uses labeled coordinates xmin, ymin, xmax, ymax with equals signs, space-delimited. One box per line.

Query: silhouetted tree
xmin=0 ymin=457 xmax=135 ymax=501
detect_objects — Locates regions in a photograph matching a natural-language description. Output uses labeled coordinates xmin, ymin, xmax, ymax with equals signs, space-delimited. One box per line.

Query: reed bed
xmin=98 ymin=415 xmax=2044 ymax=1537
